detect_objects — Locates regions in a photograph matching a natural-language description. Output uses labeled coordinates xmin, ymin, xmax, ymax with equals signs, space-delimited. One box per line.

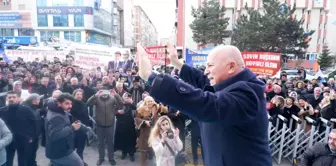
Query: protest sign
xmin=242 ymin=52 xmax=281 ymax=76
xmin=145 ymin=46 xmax=170 ymax=65
xmin=185 ymin=48 xmax=207 ymax=66
xmin=73 ymin=46 xmax=114 ymax=69
xmin=4 ymin=50 xmax=67 ymax=62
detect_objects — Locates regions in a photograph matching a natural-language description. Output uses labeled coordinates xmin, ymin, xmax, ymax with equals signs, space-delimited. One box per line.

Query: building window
xmin=52 ymin=0 xmax=68 ymax=6
xmin=0 ymin=29 xmax=14 ymax=36
xmin=74 ymin=0 xmax=84 ymax=6
xmin=74 ymin=14 xmax=84 ymax=27
xmin=64 ymin=31 xmax=81 ymax=42
xmin=37 ymin=15 xmax=48 ymax=27
xmin=36 ymin=0 xmax=47 ymax=6
xmin=40 ymin=31 xmax=60 ymax=42
xmin=53 ymin=15 xmax=68 ymax=27
xmin=18 ymin=29 xmax=34 ymax=36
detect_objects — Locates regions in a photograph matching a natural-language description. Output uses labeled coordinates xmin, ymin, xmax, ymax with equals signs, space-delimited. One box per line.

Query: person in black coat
xmin=45 ymin=93 xmax=87 ymax=166
xmin=137 ymin=44 xmax=272 ymax=166
xmin=167 ymin=108 xmax=186 ymax=151
xmin=190 ymin=120 xmax=204 ymax=165
xmin=0 ymin=91 xmax=37 ymax=166
xmin=22 ymin=94 xmax=44 ymax=166
xmin=70 ymin=89 xmax=90 ymax=166
xmin=114 ymin=93 xmax=137 ymax=162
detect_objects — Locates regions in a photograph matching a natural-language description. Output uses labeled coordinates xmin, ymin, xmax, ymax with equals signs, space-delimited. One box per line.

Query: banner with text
xmin=242 ymin=52 xmax=281 ymax=76
xmin=145 ymin=46 xmax=170 ymax=65
xmin=73 ymin=46 xmax=115 ymax=69
xmin=185 ymin=48 xmax=207 ymax=66
xmin=4 ymin=50 xmax=67 ymax=62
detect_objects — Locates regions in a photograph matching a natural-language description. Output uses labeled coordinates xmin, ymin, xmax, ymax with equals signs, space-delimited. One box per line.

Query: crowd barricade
xmin=269 ymin=114 xmax=332 ymax=165
xmin=86 ymin=106 xmax=98 ymax=145
xmin=184 ymin=119 xmax=192 ymax=150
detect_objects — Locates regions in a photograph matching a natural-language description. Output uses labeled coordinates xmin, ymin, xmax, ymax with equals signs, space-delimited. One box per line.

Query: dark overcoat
xmin=149 ymin=65 xmax=272 ymax=166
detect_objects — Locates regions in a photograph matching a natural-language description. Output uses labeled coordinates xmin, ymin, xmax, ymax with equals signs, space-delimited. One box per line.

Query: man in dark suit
xmin=108 ymin=51 xmax=122 ymax=72
xmin=121 ymin=51 xmax=135 ymax=71
xmin=136 ymin=43 xmax=272 ymax=166
xmin=108 ymin=51 xmax=135 ymax=72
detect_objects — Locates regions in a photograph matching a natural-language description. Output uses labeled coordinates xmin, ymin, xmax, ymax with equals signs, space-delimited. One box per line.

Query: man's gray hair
xmin=24 ymin=93 xmax=40 ymax=105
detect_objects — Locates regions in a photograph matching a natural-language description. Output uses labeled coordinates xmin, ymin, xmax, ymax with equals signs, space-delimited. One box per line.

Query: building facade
xmin=0 ymin=0 xmax=37 ymax=45
xmin=134 ymin=5 xmax=158 ymax=47
xmin=0 ymin=0 xmax=125 ymax=46
xmin=117 ymin=0 xmax=135 ymax=48
xmin=176 ymin=0 xmax=336 ymax=57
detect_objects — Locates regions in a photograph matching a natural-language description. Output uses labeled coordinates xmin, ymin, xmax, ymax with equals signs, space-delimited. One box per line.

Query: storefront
xmin=0 ymin=36 xmax=38 ymax=45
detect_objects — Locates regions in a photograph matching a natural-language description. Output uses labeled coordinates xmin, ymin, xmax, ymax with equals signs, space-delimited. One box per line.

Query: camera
xmin=167 ymin=129 xmax=174 ymax=139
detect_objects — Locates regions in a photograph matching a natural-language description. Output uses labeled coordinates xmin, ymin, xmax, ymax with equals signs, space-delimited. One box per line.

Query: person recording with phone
xmin=87 ymin=88 xmax=123 ymax=166
xmin=148 ymin=116 xmax=183 ymax=166
xmin=45 ymin=93 xmax=89 ymax=166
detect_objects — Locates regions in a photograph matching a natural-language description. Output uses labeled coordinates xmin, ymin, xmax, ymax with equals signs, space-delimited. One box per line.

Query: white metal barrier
xmin=269 ymin=114 xmax=332 ymax=165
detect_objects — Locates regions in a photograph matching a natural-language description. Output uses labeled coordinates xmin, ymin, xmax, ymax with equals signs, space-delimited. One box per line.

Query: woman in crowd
xmin=135 ymin=96 xmax=168 ymax=166
xmin=114 ymin=92 xmax=137 ymax=162
xmin=71 ymin=89 xmax=90 ymax=166
xmin=148 ymin=116 xmax=183 ymax=166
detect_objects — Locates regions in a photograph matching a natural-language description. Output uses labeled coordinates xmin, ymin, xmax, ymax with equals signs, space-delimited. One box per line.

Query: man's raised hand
xmin=136 ymin=43 xmax=152 ymax=81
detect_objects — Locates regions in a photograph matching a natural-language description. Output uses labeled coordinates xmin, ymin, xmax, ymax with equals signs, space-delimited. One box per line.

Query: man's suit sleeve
xmin=179 ymin=64 xmax=210 ymax=89
xmin=150 ymin=74 xmax=258 ymax=123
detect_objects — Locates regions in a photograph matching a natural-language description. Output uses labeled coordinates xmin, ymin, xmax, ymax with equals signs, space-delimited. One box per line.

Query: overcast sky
xmin=134 ymin=0 xmax=176 ymax=39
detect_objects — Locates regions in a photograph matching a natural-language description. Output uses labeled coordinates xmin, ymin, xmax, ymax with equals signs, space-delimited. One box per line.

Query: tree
xmin=189 ymin=0 xmax=230 ymax=46
xmin=231 ymin=0 xmax=315 ymax=58
xmin=318 ymin=45 xmax=333 ymax=69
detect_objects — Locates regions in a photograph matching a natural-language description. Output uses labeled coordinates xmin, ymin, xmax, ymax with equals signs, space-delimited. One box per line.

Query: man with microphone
xmin=136 ymin=42 xmax=272 ymax=166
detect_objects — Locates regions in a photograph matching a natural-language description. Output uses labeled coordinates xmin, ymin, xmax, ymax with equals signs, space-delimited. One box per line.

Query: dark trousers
xmin=74 ymin=131 xmax=87 ymax=160
xmin=97 ymin=125 xmax=115 ymax=160
xmin=26 ymin=138 xmax=39 ymax=166
xmin=122 ymin=151 xmax=134 ymax=156
xmin=191 ymin=134 xmax=204 ymax=161
xmin=6 ymin=137 xmax=30 ymax=166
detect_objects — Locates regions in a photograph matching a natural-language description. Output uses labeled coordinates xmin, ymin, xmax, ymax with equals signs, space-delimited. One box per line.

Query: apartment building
xmin=134 ymin=5 xmax=158 ymax=47
xmin=117 ymin=0 xmax=136 ymax=48
xmin=176 ymin=0 xmax=336 ymax=57
xmin=0 ymin=0 xmax=124 ymax=46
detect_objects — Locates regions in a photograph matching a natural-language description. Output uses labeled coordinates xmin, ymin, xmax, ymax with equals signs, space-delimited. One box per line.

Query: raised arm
xmin=149 ymin=74 xmax=260 ymax=124
xmin=179 ymin=64 xmax=210 ymax=89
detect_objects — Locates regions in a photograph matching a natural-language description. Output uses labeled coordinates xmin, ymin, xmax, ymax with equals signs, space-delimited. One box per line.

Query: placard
xmin=242 ymin=52 xmax=281 ymax=76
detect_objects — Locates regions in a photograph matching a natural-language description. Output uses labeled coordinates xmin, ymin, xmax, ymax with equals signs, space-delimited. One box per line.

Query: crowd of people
xmin=0 ymin=45 xmax=335 ymax=166
xmin=0 ymin=50 xmax=196 ymax=166
xmin=261 ymin=68 xmax=336 ymax=166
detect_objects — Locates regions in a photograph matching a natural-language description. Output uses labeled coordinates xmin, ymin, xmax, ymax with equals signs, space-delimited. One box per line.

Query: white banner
xmin=3 ymin=44 xmax=131 ymax=69
xmin=4 ymin=50 xmax=67 ymax=62
xmin=73 ymin=46 xmax=115 ymax=69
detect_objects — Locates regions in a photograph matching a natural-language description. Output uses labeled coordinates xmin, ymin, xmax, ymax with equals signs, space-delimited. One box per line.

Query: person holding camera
xmin=45 ymin=93 xmax=89 ymax=166
xmin=87 ymin=88 xmax=123 ymax=166
xmin=135 ymin=96 xmax=162 ymax=166
xmin=148 ymin=116 xmax=183 ymax=166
